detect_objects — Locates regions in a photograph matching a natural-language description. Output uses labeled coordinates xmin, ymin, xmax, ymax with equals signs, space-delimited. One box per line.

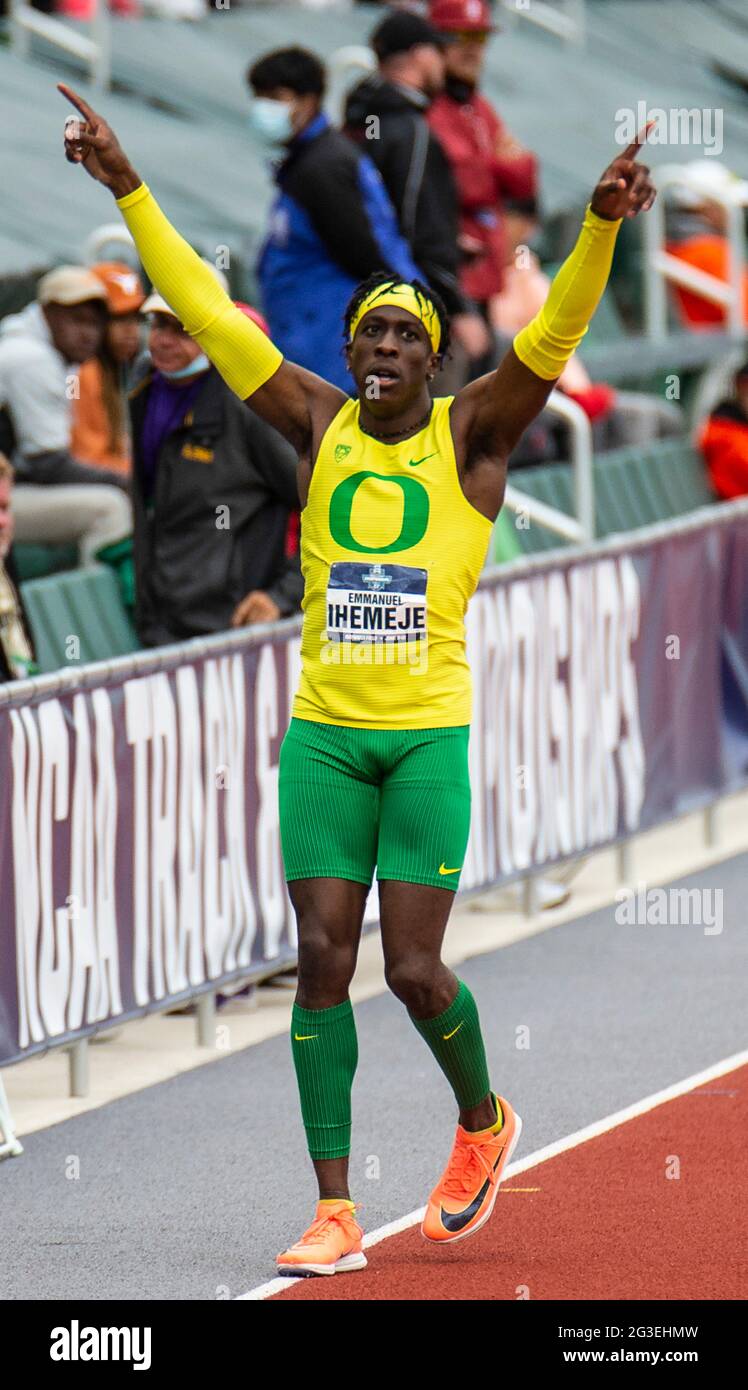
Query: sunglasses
xmin=451 ymin=30 xmax=489 ymax=45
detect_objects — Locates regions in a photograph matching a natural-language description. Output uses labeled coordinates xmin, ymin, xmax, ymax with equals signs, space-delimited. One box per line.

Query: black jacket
xmin=257 ymin=113 xmax=420 ymax=392
xmin=129 ymin=366 xmax=301 ymax=648
xmin=0 ymin=549 xmax=36 ymax=682
xmin=344 ymin=76 xmax=467 ymax=316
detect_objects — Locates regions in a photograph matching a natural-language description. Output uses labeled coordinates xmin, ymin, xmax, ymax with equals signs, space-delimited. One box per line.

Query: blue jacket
xmin=256 ymin=114 xmax=421 ymax=393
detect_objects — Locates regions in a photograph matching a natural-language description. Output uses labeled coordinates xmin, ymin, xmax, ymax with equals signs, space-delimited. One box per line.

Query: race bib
xmin=326 ymin=562 xmax=427 ymax=644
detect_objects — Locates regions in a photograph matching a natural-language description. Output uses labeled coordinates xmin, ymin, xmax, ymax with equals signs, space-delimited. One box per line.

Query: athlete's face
xmin=347 ymin=308 xmax=440 ymax=417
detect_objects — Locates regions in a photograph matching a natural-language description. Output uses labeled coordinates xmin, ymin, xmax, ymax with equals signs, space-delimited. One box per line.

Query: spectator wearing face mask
xmin=70 ymin=262 xmax=146 ymax=474
xmin=345 ymin=8 xmax=492 ymax=379
xmin=247 ymin=45 xmax=421 ymax=393
xmin=129 ymin=293 xmax=302 ymax=647
xmin=427 ymin=0 xmax=537 ymax=382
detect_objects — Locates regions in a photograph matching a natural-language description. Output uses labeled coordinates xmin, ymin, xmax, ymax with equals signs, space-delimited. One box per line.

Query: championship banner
xmin=1 ymin=504 xmax=748 ymax=1065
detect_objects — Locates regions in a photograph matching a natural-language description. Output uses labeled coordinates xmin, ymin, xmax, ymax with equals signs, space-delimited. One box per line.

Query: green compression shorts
xmin=278 ymin=718 xmax=472 ymax=892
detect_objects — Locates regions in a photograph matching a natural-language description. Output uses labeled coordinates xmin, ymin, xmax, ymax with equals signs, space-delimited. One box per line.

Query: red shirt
xmin=428 ymin=87 xmax=536 ymax=303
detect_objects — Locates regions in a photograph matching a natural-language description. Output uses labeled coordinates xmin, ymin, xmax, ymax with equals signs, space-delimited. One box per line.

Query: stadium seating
xmin=13 ymin=543 xmax=79 ymax=583
xmin=21 ymin=564 xmax=140 ymax=674
xmin=3 ymin=1 xmax=748 ymax=276
xmin=490 ymin=439 xmax=716 ymax=563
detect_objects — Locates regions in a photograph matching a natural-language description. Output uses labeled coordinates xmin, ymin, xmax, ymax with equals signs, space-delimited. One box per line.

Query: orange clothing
xmin=699 ymin=405 xmax=748 ymax=499
xmin=666 ymin=235 xmax=748 ymax=327
xmin=70 ymin=357 xmax=131 ymax=475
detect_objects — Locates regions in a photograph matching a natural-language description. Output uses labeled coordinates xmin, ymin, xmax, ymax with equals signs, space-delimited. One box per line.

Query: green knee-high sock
xmin=408 ymin=980 xmax=492 ymax=1113
xmin=291 ymin=999 xmax=358 ymax=1160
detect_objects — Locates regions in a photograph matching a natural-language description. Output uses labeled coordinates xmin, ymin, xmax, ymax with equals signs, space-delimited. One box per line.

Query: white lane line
xmin=237 ymin=1047 xmax=748 ymax=1301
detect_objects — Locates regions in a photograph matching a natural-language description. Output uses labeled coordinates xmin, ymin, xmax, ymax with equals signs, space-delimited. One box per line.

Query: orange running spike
xmin=421 ymin=1094 xmax=523 ymax=1244
xmin=277 ymin=1200 xmax=367 ymax=1277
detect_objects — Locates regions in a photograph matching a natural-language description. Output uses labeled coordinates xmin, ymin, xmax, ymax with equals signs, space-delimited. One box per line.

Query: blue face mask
xmin=247 ymin=97 xmax=294 ymax=147
xmin=160 ymin=353 xmax=210 ymax=381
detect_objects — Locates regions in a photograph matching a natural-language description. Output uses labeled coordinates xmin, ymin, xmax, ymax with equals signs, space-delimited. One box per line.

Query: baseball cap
xmin=672 ymin=160 xmax=748 ymax=209
xmin=140 ymin=291 xmax=177 ymax=318
xmin=92 ymin=262 xmax=145 ymax=315
xmin=37 ymin=266 xmax=108 ymax=308
xmin=371 ymin=10 xmax=447 ymax=61
xmin=430 ymin=0 xmax=497 ymax=33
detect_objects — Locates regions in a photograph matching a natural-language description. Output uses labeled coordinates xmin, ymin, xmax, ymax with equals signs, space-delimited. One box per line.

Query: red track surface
xmin=271 ymin=1064 xmax=747 ymax=1300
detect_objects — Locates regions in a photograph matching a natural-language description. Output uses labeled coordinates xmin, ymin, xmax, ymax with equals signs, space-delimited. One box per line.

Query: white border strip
xmin=237 ymin=1048 xmax=748 ymax=1301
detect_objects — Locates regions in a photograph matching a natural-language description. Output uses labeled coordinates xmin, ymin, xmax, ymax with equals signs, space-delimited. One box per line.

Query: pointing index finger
xmin=57 ymin=83 xmax=98 ymax=127
xmin=619 ymin=118 xmax=656 ymax=163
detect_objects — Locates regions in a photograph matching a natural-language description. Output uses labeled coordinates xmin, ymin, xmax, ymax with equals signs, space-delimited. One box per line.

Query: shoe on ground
xmin=276 ymin=1199 xmax=367 ymax=1277
xmin=421 ymin=1093 xmax=523 ymax=1244
xmin=507 ymin=878 xmax=571 ymax=911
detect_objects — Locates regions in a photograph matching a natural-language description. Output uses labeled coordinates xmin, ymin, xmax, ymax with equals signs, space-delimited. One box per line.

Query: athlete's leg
xmin=279 ymin=719 xmax=380 ymax=1202
xmin=377 ymin=726 xmax=497 ymax=1131
xmin=288 ymin=877 xmax=368 ymax=1200
xmin=379 ymin=880 xmax=496 ymax=1132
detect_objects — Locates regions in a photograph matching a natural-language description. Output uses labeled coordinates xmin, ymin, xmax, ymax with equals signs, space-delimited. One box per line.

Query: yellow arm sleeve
xmin=115 ymin=183 xmax=283 ymax=399
xmin=513 ymin=205 xmax=622 ymax=382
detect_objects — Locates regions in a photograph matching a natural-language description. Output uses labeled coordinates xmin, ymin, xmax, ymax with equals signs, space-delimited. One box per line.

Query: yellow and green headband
xmin=349 ymin=282 xmax=442 ymax=354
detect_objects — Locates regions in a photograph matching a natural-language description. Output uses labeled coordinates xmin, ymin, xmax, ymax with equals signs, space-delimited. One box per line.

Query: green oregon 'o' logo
xmin=329 ymin=471 xmax=429 ymax=553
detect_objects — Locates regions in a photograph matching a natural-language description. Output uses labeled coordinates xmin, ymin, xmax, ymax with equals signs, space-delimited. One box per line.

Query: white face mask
xmin=247 ymin=97 xmax=295 ymax=147
xmin=160 ymin=353 xmax=210 ymax=381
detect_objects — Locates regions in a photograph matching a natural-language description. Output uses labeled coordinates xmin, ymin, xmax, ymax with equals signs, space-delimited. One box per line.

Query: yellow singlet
xmin=293 ymin=396 xmax=493 ymax=730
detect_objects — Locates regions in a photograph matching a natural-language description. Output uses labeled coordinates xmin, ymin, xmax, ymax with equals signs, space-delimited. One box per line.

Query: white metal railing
xmin=327 ymin=44 xmax=375 ymax=124
xmin=498 ymin=0 xmax=586 ymax=46
xmin=83 ymin=223 xmax=137 ymax=266
xmin=9 ymin=0 xmax=111 ymax=90
xmin=644 ymin=163 xmax=747 ymax=340
xmin=501 ymin=388 xmax=595 ymax=543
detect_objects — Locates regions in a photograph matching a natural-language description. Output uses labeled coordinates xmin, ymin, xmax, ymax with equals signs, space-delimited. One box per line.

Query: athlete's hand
xmin=590 ymin=123 xmax=656 ymax=221
xmin=231 ymin=591 xmax=281 ymax=627
xmin=59 ymin=83 xmax=142 ymax=199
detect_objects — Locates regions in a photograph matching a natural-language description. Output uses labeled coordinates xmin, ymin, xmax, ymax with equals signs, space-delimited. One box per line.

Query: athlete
xmin=60 ymin=83 xmax=655 ymax=1276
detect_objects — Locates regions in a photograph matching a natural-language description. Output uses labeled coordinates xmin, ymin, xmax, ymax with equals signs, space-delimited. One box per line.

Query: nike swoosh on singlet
xmin=407 ymin=452 xmax=437 ymax=467
xmin=439 ymin=1150 xmax=505 ymax=1233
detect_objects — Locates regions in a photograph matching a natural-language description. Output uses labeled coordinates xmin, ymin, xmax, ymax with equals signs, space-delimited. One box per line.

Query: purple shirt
xmin=140 ymin=371 xmax=207 ymax=499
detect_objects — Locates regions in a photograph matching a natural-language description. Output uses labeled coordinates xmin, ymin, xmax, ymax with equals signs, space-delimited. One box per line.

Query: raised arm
xmin=451 ymin=127 xmax=656 ymax=518
xmin=58 ymin=84 xmax=345 ymax=460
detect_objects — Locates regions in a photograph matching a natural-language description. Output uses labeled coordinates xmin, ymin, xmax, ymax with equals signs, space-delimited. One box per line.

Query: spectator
xmin=428 ymin=0 xmax=537 ymax=383
xmin=248 ymin=46 xmax=421 ymax=393
xmin=129 ymin=293 xmax=302 ymax=647
xmin=491 ymin=200 xmax=682 ymax=452
xmin=70 ymin=262 xmax=146 ymax=475
xmin=699 ymin=360 xmax=748 ymax=499
xmin=667 ymin=162 xmax=748 ymax=329
xmin=0 ymin=454 xmax=37 ymax=682
xmin=0 ymin=267 xmax=132 ymax=565
xmin=344 ymin=8 xmax=491 ymax=375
